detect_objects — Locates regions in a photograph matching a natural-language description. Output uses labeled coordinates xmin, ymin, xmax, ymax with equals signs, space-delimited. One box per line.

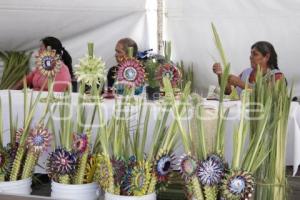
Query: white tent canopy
xmin=0 ymin=0 xmax=157 ymax=71
xmin=1 ymin=0 xmax=300 ymax=95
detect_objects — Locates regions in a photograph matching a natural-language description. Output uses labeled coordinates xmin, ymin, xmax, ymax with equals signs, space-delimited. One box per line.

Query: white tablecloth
xmin=1 ymin=90 xmax=300 ymax=175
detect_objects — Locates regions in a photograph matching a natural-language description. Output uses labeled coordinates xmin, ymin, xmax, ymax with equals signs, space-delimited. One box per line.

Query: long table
xmin=0 ymin=90 xmax=299 ymax=175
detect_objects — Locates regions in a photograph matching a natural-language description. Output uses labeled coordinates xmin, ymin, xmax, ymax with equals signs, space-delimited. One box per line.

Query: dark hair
xmin=41 ymin=36 xmax=74 ymax=78
xmin=118 ymin=38 xmax=138 ymax=57
xmin=251 ymin=41 xmax=278 ymax=70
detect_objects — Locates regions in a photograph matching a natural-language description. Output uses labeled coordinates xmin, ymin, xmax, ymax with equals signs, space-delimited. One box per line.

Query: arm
xmin=228 ymin=74 xmax=246 ymax=89
xmin=52 ymin=65 xmax=72 ymax=92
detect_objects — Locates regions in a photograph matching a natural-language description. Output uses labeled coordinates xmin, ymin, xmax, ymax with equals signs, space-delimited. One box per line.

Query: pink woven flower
xmin=27 ymin=125 xmax=51 ymax=153
xmin=157 ymin=63 xmax=181 ymax=87
xmin=15 ymin=128 xmax=24 ymax=144
xmin=117 ymin=58 xmax=145 ymax=87
xmin=73 ymin=133 xmax=88 ymax=154
xmin=47 ymin=148 xmax=77 ymax=177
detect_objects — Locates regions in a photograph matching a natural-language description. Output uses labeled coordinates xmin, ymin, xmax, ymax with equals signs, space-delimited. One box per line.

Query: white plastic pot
xmin=0 ymin=178 xmax=32 ymax=195
xmin=105 ymin=192 xmax=156 ymax=200
xmin=51 ymin=181 xmax=101 ymax=200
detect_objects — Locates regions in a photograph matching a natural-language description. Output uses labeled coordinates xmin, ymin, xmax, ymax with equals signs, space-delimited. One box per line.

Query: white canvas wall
xmin=165 ymin=0 xmax=300 ymax=95
xmin=1 ymin=0 xmax=300 ymax=95
xmin=0 ymin=0 xmax=157 ymax=70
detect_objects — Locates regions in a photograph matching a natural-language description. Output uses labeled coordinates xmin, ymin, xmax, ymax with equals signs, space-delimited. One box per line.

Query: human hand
xmin=228 ymin=74 xmax=241 ymax=86
xmin=212 ymin=63 xmax=223 ymax=75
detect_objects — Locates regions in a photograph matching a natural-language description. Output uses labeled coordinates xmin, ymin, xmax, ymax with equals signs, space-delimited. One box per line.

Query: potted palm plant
xmin=253 ymin=72 xmax=291 ymax=200
xmin=156 ymin=41 xmax=181 ymax=98
xmin=0 ymin=83 xmax=51 ymax=195
xmin=92 ymin=80 xmax=190 ymax=199
xmin=46 ymin=89 xmax=100 ymax=200
xmin=47 ymin=43 xmax=105 ymax=200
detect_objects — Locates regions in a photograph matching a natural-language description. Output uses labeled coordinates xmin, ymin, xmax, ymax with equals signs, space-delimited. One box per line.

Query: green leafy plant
xmin=0 ymin=51 xmax=31 ymax=89
xmin=145 ymin=59 xmax=160 ymax=88
xmin=0 ymin=80 xmax=50 ymax=182
xmin=178 ymin=61 xmax=194 ymax=92
xmin=254 ymin=76 xmax=292 ymax=200
xmin=92 ymin=81 xmax=190 ymax=196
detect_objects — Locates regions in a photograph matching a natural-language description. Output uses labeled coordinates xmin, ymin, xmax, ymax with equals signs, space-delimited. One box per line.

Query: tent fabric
xmin=1 ymin=0 xmax=300 ymax=95
xmin=0 ymin=0 xmax=157 ymax=71
xmin=165 ymin=0 xmax=300 ymax=95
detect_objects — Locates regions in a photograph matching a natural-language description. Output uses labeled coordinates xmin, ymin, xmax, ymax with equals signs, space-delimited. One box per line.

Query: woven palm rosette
xmin=157 ymin=63 xmax=181 ymax=88
xmin=154 ymin=150 xmax=176 ymax=190
xmin=178 ymin=154 xmax=198 ymax=182
xmin=116 ymin=57 xmax=145 ymax=95
xmin=36 ymin=47 xmax=62 ymax=78
xmin=75 ymin=56 xmax=106 ymax=88
xmin=21 ymin=124 xmax=52 ymax=179
xmin=75 ymin=43 xmax=106 ymax=101
xmin=83 ymin=154 xmax=98 ymax=184
xmin=36 ymin=46 xmax=63 ymax=103
xmin=46 ymin=148 xmax=77 ymax=184
xmin=0 ymin=149 xmax=10 ymax=180
xmin=72 ymin=132 xmax=92 ymax=184
xmin=95 ymin=154 xmax=114 ymax=193
xmin=197 ymin=154 xmax=225 ymax=200
xmin=120 ymin=155 xmax=137 ymax=195
xmin=221 ymin=170 xmax=254 ymax=200
xmin=110 ymin=156 xmax=127 ymax=189
xmin=130 ymin=161 xmax=152 ymax=196
xmin=73 ymin=133 xmax=88 ymax=155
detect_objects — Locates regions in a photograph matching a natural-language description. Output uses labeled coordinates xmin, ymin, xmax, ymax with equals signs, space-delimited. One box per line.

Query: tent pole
xmin=157 ymin=0 xmax=164 ymax=54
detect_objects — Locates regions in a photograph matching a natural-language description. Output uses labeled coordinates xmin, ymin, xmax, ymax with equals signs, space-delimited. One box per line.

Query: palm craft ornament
xmin=36 ymin=47 xmax=62 ymax=78
xmin=0 ymin=149 xmax=9 ymax=175
xmin=47 ymin=148 xmax=77 ymax=179
xmin=155 ymin=152 xmax=175 ymax=182
xmin=117 ymin=58 xmax=145 ymax=87
xmin=221 ymin=170 xmax=254 ymax=200
xmin=74 ymin=54 xmax=106 ymax=86
xmin=178 ymin=154 xmax=198 ymax=182
xmin=27 ymin=125 xmax=51 ymax=153
xmin=157 ymin=63 xmax=181 ymax=87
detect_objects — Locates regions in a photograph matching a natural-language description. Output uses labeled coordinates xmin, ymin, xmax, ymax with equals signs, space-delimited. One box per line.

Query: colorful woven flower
xmin=15 ymin=128 xmax=24 ymax=144
xmin=27 ymin=125 xmax=51 ymax=153
xmin=47 ymin=148 xmax=77 ymax=178
xmin=197 ymin=158 xmax=224 ymax=186
xmin=84 ymin=155 xmax=97 ymax=183
xmin=36 ymin=47 xmax=62 ymax=77
xmin=75 ymin=55 xmax=106 ymax=86
xmin=0 ymin=149 xmax=9 ymax=174
xmin=157 ymin=63 xmax=181 ymax=87
xmin=5 ymin=143 xmax=18 ymax=172
xmin=96 ymin=154 xmax=114 ymax=192
xmin=178 ymin=154 xmax=198 ymax=182
xmin=111 ymin=156 xmax=126 ymax=186
xmin=73 ymin=133 xmax=88 ymax=154
xmin=120 ymin=155 xmax=137 ymax=195
xmin=155 ymin=151 xmax=175 ymax=182
xmin=222 ymin=170 xmax=255 ymax=200
xmin=130 ymin=161 xmax=152 ymax=196
xmin=117 ymin=58 xmax=145 ymax=87
xmin=208 ymin=154 xmax=224 ymax=164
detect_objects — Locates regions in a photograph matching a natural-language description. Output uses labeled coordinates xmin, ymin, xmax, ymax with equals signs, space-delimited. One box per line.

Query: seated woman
xmin=13 ymin=36 xmax=73 ymax=92
xmin=106 ymin=37 xmax=143 ymax=95
xmin=212 ymin=41 xmax=285 ymax=95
